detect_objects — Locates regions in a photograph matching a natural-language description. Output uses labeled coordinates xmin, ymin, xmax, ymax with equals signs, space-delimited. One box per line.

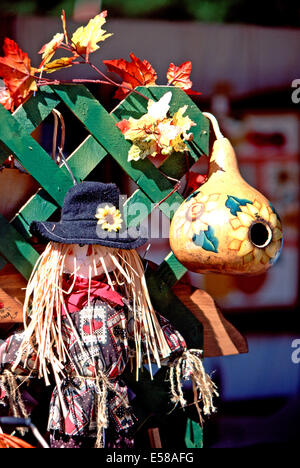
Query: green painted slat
xmin=51 ymin=85 xmax=184 ymax=218
xmin=145 ymin=269 xmax=203 ymax=350
xmin=11 ymin=189 xmax=58 ymax=239
xmin=11 ymin=135 xmax=108 ymax=238
xmin=124 ymin=188 xmax=153 ymax=228
xmin=0 ymin=86 xmax=60 ymax=165
xmin=0 ymin=214 xmax=39 ymax=279
xmin=0 ymin=104 xmax=75 ymax=206
xmin=155 ymin=251 xmax=187 ymax=288
xmin=66 ymin=134 xmax=107 ymax=180
xmin=124 ymin=191 xmax=187 ymax=287
xmin=12 ymin=85 xmax=61 ymax=135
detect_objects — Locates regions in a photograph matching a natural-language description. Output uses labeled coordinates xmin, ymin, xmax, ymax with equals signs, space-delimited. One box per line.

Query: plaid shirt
xmin=0 ymin=275 xmax=187 ymax=442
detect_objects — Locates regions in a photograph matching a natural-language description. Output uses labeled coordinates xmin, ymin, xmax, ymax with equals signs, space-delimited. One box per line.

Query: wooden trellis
xmin=0 ymin=84 xmax=210 ymax=447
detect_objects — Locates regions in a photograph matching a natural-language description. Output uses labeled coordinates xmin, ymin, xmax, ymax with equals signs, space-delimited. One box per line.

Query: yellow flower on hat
xmin=228 ymin=199 xmax=283 ymax=265
xmin=95 ymin=205 xmax=123 ymax=232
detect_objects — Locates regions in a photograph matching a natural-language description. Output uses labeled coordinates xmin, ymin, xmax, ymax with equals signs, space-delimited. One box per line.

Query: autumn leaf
xmin=0 ymin=87 xmax=14 ymax=112
xmin=39 ymin=33 xmax=64 ymax=67
xmin=71 ymin=11 xmax=112 ymax=60
xmin=0 ymin=38 xmax=37 ymax=111
xmin=103 ymin=53 xmax=157 ymax=100
xmin=167 ymin=61 xmax=193 ymax=90
xmin=167 ymin=61 xmax=202 ymax=95
xmin=43 ymin=56 xmax=76 ymax=73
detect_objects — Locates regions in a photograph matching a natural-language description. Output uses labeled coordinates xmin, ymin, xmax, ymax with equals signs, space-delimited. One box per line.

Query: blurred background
xmin=0 ymin=0 xmax=300 ymax=448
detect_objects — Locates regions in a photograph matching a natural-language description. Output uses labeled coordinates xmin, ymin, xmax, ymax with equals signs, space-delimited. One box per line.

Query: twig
xmin=35 ymin=39 xmax=150 ymax=101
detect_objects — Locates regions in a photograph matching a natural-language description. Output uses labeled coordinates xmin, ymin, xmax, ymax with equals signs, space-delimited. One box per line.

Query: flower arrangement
xmin=116 ymin=91 xmax=196 ymax=161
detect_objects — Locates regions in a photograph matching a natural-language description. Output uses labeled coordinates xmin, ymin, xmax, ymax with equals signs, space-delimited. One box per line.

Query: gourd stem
xmin=202 ymin=112 xmax=224 ymax=140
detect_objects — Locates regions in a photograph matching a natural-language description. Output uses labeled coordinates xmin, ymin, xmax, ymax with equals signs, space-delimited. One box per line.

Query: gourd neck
xmin=207 ymin=137 xmax=241 ymax=179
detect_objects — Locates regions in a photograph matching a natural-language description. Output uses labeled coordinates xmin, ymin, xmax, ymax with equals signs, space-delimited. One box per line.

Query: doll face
xmin=63 ymin=244 xmax=116 ymax=278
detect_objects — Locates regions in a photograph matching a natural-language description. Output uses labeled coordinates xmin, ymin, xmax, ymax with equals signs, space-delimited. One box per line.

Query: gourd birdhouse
xmin=169 ymin=113 xmax=283 ymax=275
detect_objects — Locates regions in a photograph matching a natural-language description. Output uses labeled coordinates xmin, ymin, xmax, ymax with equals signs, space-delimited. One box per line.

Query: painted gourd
xmin=169 ymin=113 xmax=283 ymax=275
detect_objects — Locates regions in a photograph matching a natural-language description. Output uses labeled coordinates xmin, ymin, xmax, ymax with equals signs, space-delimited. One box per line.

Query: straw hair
xmin=12 ymin=242 xmax=171 ymax=384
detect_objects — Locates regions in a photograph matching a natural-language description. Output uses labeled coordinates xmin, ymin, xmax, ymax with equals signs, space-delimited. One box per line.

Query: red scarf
xmin=61 ymin=274 xmax=124 ymax=315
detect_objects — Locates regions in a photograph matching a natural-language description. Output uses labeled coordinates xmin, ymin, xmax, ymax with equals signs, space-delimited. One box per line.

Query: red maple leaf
xmin=0 ymin=38 xmax=37 ymax=111
xmin=167 ymin=61 xmax=202 ymax=96
xmin=103 ymin=52 xmax=157 ymax=100
xmin=167 ymin=61 xmax=193 ymax=90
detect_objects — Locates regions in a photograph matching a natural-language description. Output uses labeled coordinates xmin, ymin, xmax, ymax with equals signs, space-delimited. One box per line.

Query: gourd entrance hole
xmin=249 ymin=221 xmax=272 ymax=248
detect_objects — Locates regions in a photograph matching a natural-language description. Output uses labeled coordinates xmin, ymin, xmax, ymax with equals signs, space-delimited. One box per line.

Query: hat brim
xmin=30 ymin=220 xmax=148 ymax=250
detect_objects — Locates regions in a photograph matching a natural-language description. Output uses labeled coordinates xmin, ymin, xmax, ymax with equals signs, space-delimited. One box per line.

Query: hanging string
xmin=51 ymin=109 xmax=78 ymax=186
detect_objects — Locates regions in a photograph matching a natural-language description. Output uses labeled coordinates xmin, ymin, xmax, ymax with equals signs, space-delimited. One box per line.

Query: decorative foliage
xmin=70 ymin=11 xmax=113 ymax=60
xmin=0 ymin=38 xmax=38 ymax=112
xmin=38 ymin=33 xmax=64 ymax=67
xmin=116 ymin=91 xmax=196 ymax=161
xmin=0 ymin=9 xmax=201 ymax=113
xmin=167 ymin=61 xmax=193 ymax=90
xmin=103 ymin=53 xmax=157 ymax=100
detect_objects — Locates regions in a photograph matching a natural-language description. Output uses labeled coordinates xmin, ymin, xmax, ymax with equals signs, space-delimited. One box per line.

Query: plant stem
xmin=35 ymin=41 xmax=150 ymax=101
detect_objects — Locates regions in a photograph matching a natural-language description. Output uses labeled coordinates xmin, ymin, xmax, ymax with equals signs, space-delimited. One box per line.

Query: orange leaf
xmin=43 ymin=56 xmax=76 ymax=73
xmin=0 ymin=38 xmax=37 ymax=111
xmin=167 ymin=61 xmax=193 ymax=90
xmin=103 ymin=53 xmax=157 ymax=100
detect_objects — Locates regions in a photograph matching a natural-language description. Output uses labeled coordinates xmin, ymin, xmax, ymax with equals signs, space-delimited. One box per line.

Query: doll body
xmin=0 ymin=254 xmax=187 ymax=448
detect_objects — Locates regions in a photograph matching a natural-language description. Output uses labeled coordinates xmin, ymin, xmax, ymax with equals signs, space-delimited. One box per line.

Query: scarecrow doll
xmin=0 ymin=181 xmax=216 ymax=448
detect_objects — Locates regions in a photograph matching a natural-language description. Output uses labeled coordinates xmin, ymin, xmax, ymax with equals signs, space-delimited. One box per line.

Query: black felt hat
xmin=30 ymin=181 xmax=147 ymax=249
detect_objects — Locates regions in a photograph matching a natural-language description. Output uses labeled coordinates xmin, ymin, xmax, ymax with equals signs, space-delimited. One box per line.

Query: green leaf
xmin=225 ymin=195 xmax=252 ymax=216
xmin=192 ymin=225 xmax=219 ymax=253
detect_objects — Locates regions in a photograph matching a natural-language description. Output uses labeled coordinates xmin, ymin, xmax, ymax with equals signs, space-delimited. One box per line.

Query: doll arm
xmin=154 ymin=312 xmax=188 ymax=364
xmin=0 ymin=332 xmax=35 ymax=417
xmin=125 ymin=304 xmax=217 ymax=420
xmin=151 ymin=313 xmax=218 ymax=421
